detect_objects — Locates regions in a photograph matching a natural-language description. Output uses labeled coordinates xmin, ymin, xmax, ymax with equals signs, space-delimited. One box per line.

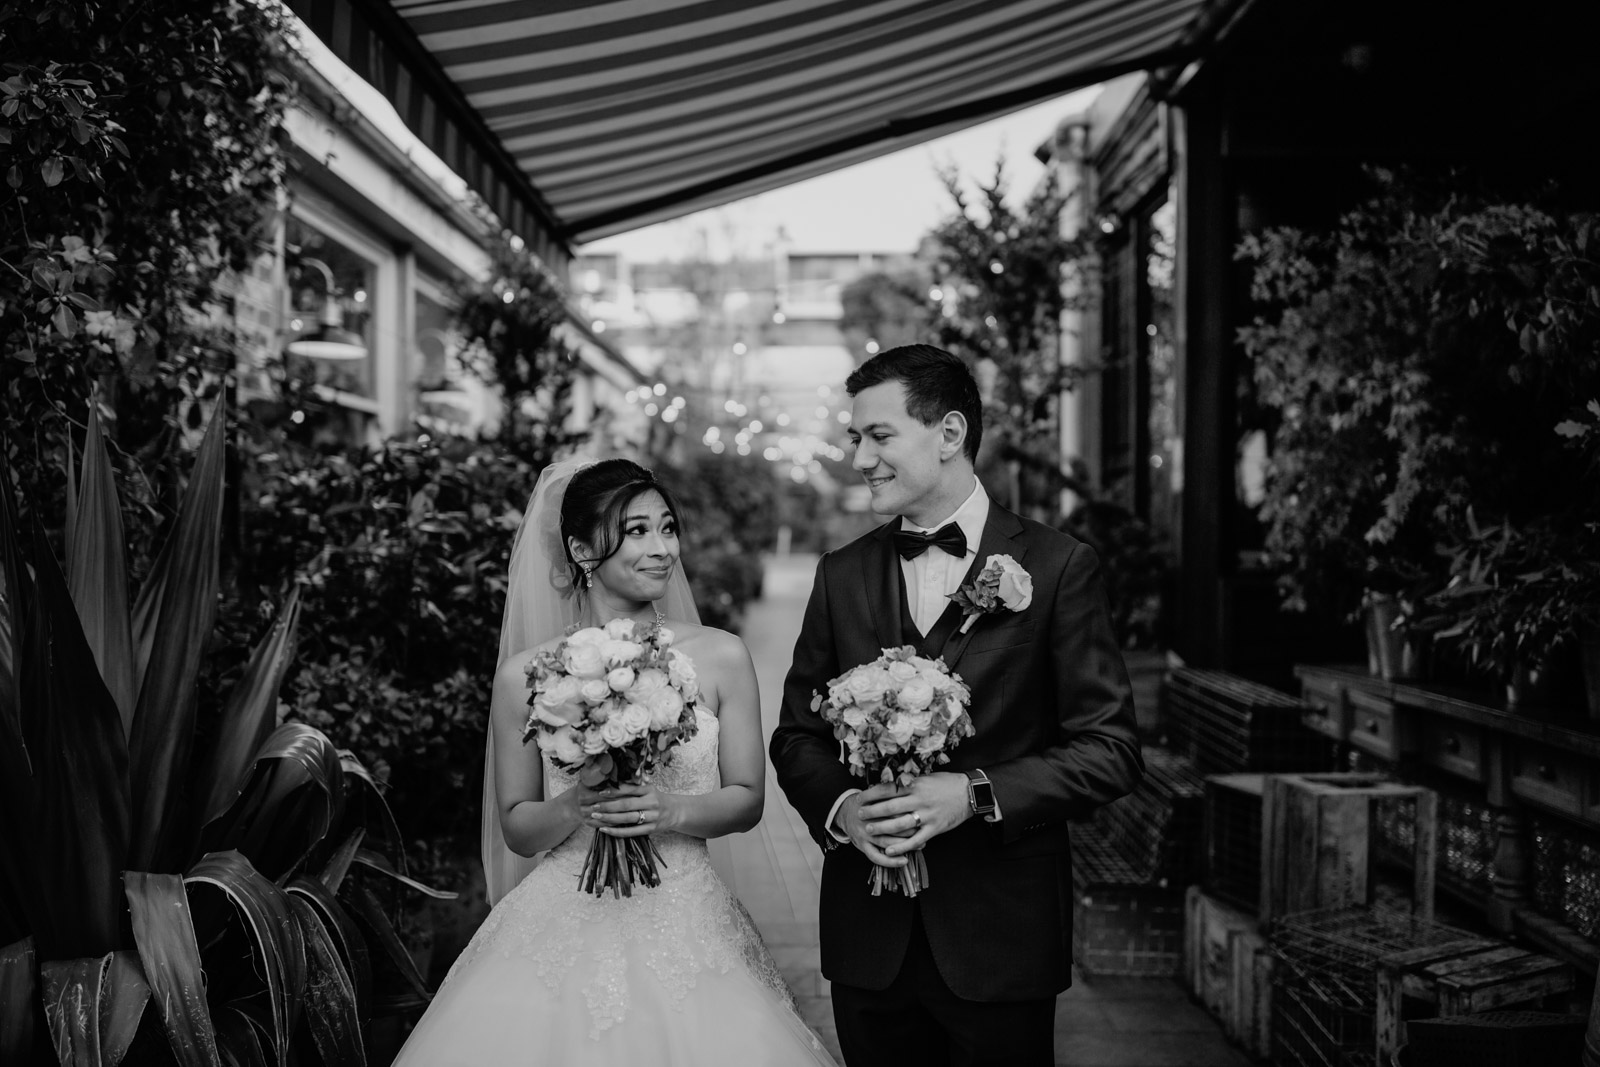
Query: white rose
xmin=599 ymin=718 xmax=632 ymax=748
xmin=541 ymin=725 xmax=585 ymax=766
xmin=626 ymin=668 xmax=669 ymax=703
xmin=885 ymin=714 xmax=915 ymax=746
xmin=991 ymin=555 xmax=1033 ymax=611
xmin=844 ymin=667 xmax=892 ymax=704
xmin=897 ymin=677 xmax=935 ymax=712
xmin=620 ymin=702 xmax=653 ymax=737
xmin=601 ymin=638 xmax=644 ymax=667
xmin=533 ymin=674 xmax=575 ymax=703
xmin=533 ymin=699 xmax=583 ymax=728
xmin=579 ymin=678 xmax=612 ymax=705
xmin=915 ymin=730 xmax=948 ymax=756
xmin=647 ymin=687 xmax=685 ymax=729
xmin=657 ymin=626 xmax=675 ymax=646
xmin=668 ymin=650 xmax=697 ymax=689
xmin=581 ymin=727 xmax=607 ymax=755
xmin=567 ymin=627 xmax=607 ymax=647
xmin=886 ymin=660 xmax=919 ymax=684
xmin=841 ymin=706 xmax=869 ymax=729
xmin=604 ymin=618 xmax=638 ymax=640
xmin=607 ymin=666 xmax=636 ymax=692
xmin=564 ymin=642 xmax=607 ymax=679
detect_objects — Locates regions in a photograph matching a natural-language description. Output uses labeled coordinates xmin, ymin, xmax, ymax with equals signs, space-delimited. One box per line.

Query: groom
xmin=770 ymin=345 xmax=1143 ymax=1066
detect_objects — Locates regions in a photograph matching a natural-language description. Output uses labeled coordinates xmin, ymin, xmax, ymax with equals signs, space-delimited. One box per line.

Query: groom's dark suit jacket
xmin=770 ymin=503 xmax=1143 ymax=1002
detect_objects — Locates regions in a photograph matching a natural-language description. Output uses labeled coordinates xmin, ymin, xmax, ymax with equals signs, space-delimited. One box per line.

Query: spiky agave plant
xmin=0 ymin=400 xmax=452 ymax=1067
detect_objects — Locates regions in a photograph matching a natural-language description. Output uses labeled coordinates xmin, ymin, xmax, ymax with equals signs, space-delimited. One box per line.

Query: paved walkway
xmin=730 ymin=553 xmax=1253 ymax=1067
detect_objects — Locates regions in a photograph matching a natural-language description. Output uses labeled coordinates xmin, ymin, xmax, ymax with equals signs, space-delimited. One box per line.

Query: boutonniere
xmin=949 ymin=554 xmax=1033 ymax=633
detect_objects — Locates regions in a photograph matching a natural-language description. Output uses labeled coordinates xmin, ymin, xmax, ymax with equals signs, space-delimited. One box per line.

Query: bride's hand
xmin=586 ymin=783 xmax=677 ymax=837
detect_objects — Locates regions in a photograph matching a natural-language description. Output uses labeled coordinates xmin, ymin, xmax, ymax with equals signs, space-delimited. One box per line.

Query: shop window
xmin=1097 ymin=193 xmax=1179 ymax=549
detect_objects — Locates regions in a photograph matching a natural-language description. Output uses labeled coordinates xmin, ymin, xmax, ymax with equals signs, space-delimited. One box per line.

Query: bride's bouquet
xmin=812 ymin=647 xmax=974 ymax=896
xmin=521 ymin=617 xmax=702 ymax=897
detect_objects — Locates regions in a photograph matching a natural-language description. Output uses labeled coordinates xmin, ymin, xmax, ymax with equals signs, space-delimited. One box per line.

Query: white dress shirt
xmin=826 ymin=477 xmax=996 ymax=842
xmin=900 ymin=478 xmax=988 ymax=635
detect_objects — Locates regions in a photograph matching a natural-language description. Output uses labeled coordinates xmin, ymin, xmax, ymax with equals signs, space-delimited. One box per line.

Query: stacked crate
xmin=1167 ymin=669 xmax=1332 ymax=775
xmin=1069 ymin=745 xmax=1205 ymax=975
xmin=1094 ymin=745 xmax=1206 ymax=887
xmin=1072 ymin=819 xmax=1188 ymax=976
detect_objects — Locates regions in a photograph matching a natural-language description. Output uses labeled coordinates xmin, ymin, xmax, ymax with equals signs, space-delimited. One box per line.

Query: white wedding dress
xmin=393 ymin=706 xmax=837 ymax=1066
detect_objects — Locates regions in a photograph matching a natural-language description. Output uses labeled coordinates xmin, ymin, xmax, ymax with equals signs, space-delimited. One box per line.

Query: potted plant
xmin=1420 ymin=513 xmax=1597 ymax=708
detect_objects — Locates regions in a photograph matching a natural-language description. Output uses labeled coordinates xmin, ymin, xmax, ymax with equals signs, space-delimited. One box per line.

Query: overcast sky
xmin=579 ymin=87 xmax=1102 ymax=262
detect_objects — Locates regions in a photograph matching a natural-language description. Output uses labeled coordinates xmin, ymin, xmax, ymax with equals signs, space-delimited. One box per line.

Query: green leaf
xmin=41 ymin=156 xmax=63 ymax=186
xmin=351 ymin=849 xmax=457 ymax=900
xmin=214 ymin=1006 xmax=269 ymax=1067
xmin=40 ymin=951 xmax=150 ymax=1067
xmin=52 ymin=301 xmax=77 ymax=338
xmin=344 ymin=882 xmax=428 ymax=1014
xmin=317 ymin=829 xmax=363 ymax=897
xmin=184 ymin=851 xmax=308 ymax=1067
xmin=128 ymin=407 xmax=226 ymax=870
xmin=0 ymin=937 xmax=36 ymax=1064
xmin=125 ymin=871 xmax=222 ymax=1067
xmin=198 ymin=587 xmax=301 ymax=825
xmin=287 ymin=876 xmax=370 ymax=1022
xmin=17 ymin=516 xmax=130 ymax=958
xmin=201 ymin=722 xmax=344 ymax=884
xmin=336 ymin=753 xmax=406 ymax=878
xmin=67 ymin=399 xmax=137 ymax=730
xmin=286 ymin=895 xmax=365 ymax=1066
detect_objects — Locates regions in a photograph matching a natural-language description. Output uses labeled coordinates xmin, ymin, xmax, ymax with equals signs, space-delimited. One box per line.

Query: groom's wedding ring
xmin=636 ymin=810 xmax=646 ymax=825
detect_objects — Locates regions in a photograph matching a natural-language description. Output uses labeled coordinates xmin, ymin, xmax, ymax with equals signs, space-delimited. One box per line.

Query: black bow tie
xmin=893 ymin=523 xmax=968 ymax=560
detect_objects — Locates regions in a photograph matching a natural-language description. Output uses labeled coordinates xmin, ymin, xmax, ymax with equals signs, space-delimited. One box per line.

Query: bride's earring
xmin=581 ymin=563 xmax=594 ymax=589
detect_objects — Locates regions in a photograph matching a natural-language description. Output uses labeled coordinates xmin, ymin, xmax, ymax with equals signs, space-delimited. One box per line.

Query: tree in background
xmin=838 ymin=267 xmax=936 ymax=360
xmin=1 ymin=0 xmax=293 ymax=535
xmin=924 ymin=161 xmax=1090 ymax=519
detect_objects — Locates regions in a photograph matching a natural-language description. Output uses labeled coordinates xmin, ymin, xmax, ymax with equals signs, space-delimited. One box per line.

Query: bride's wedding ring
xmin=636 ymin=810 xmax=646 ymax=825
xmin=911 ymin=811 xmax=922 ymax=829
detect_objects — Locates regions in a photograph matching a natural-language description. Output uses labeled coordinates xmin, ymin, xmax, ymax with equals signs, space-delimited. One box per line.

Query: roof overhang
xmin=288 ymin=0 xmax=1244 ymax=252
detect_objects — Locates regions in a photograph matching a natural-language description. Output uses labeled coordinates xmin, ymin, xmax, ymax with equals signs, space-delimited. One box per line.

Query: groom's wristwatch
xmin=965 ymin=769 xmax=997 ymax=821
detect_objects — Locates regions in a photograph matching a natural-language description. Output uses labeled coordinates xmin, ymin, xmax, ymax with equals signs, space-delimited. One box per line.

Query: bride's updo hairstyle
xmin=559 ymin=458 xmax=686 ymax=597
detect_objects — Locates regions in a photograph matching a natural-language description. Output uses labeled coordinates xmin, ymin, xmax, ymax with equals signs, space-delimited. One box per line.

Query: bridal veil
xmin=482 ymin=455 xmax=730 ymax=905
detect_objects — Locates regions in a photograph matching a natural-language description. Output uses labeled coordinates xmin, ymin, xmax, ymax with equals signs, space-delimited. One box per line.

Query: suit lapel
xmin=864 ymin=521 xmax=906 ymax=653
xmin=940 ymin=505 xmax=1028 ymax=672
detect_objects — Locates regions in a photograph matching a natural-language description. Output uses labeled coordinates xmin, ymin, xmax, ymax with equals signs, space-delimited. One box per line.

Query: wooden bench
xmin=1375 ymin=940 xmax=1575 ymax=1058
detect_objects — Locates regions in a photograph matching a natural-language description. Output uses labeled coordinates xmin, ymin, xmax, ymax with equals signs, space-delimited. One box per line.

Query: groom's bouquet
xmin=521 ymin=617 xmax=702 ymax=898
xmin=812 ymin=647 xmax=974 ymax=896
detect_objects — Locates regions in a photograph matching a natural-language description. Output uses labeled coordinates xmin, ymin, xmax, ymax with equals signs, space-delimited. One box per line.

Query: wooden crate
xmin=1375 ymin=941 xmax=1575 ymax=1059
xmin=1072 ymin=822 xmax=1185 ymax=976
xmin=1259 ymin=773 xmax=1438 ymax=929
xmin=1185 ymin=886 xmax=1274 ymax=1058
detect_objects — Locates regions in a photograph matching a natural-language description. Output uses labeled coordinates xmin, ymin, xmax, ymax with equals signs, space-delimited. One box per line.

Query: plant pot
xmin=1580 ymin=625 xmax=1600 ymax=722
xmin=1365 ymin=596 xmax=1422 ymax=681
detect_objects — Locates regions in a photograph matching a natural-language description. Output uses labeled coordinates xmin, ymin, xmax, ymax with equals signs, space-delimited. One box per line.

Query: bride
xmin=392 ymin=457 xmax=837 ymax=1066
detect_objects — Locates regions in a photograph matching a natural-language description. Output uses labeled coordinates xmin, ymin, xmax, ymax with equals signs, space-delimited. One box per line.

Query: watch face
xmin=970 ymin=780 xmax=996 ymax=811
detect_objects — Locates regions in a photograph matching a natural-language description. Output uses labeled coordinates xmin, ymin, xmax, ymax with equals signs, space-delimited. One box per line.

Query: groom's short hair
xmin=845 ymin=344 xmax=983 ymax=462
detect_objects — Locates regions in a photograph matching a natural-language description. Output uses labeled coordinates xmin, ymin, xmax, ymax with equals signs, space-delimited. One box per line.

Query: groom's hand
xmin=837 ymin=784 xmax=909 ymax=868
xmin=862 ymin=772 xmax=972 ymax=859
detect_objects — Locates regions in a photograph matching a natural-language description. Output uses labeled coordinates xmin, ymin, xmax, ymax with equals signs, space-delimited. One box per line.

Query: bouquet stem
xmin=579 ymin=832 xmax=667 ymax=898
xmin=868 ymin=849 xmax=930 ymax=897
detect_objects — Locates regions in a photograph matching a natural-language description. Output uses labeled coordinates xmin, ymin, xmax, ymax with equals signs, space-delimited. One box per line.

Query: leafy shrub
xmin=233 ymin=435 xmax=540 ymax=892
xmin=658 ymin=448 xmax=778 ymax=632
xmin=1237 ymin=169 xmax=1600 ymax=624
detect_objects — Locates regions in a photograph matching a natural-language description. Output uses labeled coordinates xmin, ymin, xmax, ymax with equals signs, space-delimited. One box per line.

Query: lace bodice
xmin=445 ymin=705 xmax=801 ymax=1042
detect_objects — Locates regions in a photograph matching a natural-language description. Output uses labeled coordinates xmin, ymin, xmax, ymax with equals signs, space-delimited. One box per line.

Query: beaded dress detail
xmin=392 ymin=704 xmax=836 ymax=1066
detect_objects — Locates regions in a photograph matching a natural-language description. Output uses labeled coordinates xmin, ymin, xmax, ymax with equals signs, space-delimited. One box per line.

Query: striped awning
xmin=294 ymin=0 xmax=1235 ymax=251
